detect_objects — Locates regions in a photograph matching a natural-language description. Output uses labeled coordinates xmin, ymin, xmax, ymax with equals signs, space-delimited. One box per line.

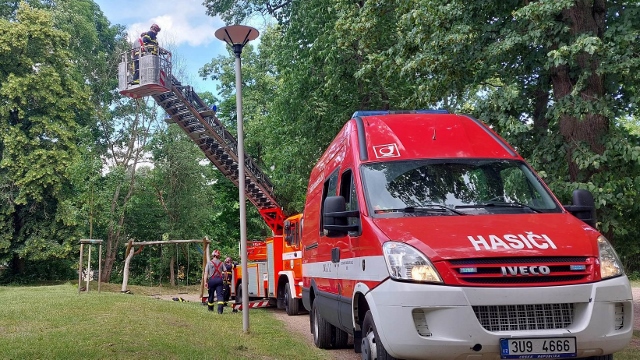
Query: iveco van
xmin=301 ymin=110 xmax=632 ymax=360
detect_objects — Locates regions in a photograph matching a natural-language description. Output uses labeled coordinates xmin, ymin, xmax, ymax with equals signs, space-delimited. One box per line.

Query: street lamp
xmin=215 ymin=25 xmax=259 ymax=333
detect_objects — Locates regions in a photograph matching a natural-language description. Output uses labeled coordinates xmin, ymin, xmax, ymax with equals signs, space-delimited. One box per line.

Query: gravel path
xmin=271 ymin=309 xmax=359 ymax=360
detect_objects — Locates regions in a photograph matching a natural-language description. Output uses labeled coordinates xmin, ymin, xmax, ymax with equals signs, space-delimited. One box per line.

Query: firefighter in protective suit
xmin=222 ymin=257 xmax=234 ymax=305
xmin=205 ymin=249 xmax=225 ymax=313
xmin=131 ymin=23 xmax=161 ymax=85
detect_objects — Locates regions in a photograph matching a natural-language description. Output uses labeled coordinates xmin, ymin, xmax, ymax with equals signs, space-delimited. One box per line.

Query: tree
xmin=203 ymin=1 xmax=640 ymax=266
xmin=0 ymin=3 xmax=95 ymax=279
xmin=203 ymin=0 xmax=292 ymax=24
xmin=383 ymin=1 xmax=640 ymax=240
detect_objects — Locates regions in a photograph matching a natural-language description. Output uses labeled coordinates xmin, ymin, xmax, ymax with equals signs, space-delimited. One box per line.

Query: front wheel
xmin=361 ymin=310 xmax=398 ymax=360
xmin=284 ymin=284 xmax=300 ymax=316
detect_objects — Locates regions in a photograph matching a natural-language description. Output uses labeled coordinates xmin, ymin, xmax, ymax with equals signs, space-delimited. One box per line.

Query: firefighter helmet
xmin=212 ymin=249 xmax=220 ymax=258
xmin=225 ymin=257 xmax=232 ymax=263
xmin=150 ymin=23 xmax=161 ymax=32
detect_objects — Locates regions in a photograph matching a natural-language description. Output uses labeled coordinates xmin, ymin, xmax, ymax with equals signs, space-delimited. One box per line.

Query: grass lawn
xmin=0 ymin=282 xmax=330 ymax=360
xmin=1 ymin=282 xmax=638 ymax=359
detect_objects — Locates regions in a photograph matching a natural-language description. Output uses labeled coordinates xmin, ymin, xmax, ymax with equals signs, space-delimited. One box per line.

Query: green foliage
xmin=0 ymin=3 xmax=92 ymax=268
xmin=202 ymin=0 xmax=293 ymax=24
xmin=198 ymin=0 xmax=640 ymax=271
xmin=2 ymin=0 xmax=640 ymax=281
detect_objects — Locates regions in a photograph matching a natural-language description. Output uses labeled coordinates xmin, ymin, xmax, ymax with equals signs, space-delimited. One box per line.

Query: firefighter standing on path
xmin=205 ymin=249 xmax=225 ymax=313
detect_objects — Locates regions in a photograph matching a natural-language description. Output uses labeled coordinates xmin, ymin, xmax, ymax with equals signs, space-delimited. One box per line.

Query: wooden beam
xmin=129 ymin=239 xmax=211 ymax=246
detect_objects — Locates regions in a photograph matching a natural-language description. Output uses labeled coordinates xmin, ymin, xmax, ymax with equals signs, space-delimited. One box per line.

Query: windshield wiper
xmin=455 ymin=201 xmax=541 ymax=213
xmin=375 ymin=205 xmax=465 ymax=215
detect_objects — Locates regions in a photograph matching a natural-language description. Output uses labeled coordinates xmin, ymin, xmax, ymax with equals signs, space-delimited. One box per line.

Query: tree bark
xmin=549 ymin=0 xmax=608 ymax=181
xmin=170 ymin=255 xmax=176 ymax=286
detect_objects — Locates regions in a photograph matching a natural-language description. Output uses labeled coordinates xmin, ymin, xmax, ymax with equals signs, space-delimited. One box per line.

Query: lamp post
xmin=215 ymin=25 xmax=259 ymax=333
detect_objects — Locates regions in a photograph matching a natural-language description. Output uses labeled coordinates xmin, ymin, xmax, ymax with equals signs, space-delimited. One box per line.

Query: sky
xmin=94 ymin=0 xmax=246 ymax=96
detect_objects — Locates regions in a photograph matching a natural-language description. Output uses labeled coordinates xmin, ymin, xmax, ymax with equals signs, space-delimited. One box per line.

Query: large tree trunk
xmin=98 ymin=102 xmax=152 ymax=282
xmin=550 ymin=0 xmax=608 ymax=181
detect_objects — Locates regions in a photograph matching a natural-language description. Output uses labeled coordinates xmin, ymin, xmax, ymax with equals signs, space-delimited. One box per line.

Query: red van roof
xmin=354 ymin=113 xmax=521 ymax=161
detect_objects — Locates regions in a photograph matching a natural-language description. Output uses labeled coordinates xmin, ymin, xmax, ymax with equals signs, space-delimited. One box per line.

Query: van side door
xmin=314 ymin=169 xmax=341 ymax=327
xmin=336 ymin=169 xmax=362 ymax=332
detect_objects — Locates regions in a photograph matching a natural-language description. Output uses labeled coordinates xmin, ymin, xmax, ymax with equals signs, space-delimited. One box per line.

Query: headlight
xmin=598 ymin=235 xmax=624 ymax=279
xmin=382 ymin=241 xmax=442 ymax=283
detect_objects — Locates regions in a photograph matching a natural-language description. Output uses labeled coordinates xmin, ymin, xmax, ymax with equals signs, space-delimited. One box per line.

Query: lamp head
xmin=215 ymin=25 xmax=259 ymax=56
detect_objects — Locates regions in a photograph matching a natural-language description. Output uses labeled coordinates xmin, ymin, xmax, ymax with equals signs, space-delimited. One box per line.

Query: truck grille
xmin=448 ymin=257 xmax=592 ymax=286
xmin=473 ymin=303 xmax=574 ymax=332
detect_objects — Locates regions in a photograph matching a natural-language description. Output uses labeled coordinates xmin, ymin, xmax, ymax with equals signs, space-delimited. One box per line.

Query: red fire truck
xmin=301 ymin=110 xmax=633 ymax=359
xmin=117 ymin=46 xmax=304 ymax=315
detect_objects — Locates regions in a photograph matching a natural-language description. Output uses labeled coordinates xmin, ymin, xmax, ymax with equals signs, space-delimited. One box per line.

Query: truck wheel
xmin=361 ymin=310 xmax=397 ymax=360
xmin=333 ymin=326 xmax=349 ymax=348
xmin=312 ymin=301 xmax=332 ymax=349
xmin=235 ymin=283 xmax=242 ymax=304
xmin=284 ymin=284 xmax=299 ymax=316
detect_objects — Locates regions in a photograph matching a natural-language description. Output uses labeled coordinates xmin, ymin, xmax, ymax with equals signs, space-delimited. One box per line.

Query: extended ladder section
xmin=118 ymin=48 xmax=285 ymax=234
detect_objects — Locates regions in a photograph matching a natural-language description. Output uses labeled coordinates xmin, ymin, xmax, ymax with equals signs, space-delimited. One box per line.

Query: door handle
xmin=331 ymin=247 xmax=340 ymax=263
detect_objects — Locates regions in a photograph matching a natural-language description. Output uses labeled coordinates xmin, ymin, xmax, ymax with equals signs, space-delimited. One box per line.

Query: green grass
xmin=1 ymin=282 xmax=639 ymax=359
xmin=0 ymin=283 xmax=330 ymax=360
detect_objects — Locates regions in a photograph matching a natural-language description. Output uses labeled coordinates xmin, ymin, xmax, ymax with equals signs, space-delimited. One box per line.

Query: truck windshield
xmin=361 ymin=159 xmax=561 ymax=216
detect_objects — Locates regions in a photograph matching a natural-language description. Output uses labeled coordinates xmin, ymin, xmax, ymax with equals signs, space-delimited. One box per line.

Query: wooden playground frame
xmin=121 ymin=237 xmax=211 ymax=300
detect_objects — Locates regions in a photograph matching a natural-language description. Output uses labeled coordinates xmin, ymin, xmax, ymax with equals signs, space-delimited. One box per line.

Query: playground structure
xmin=78 ymin=239 xmax=103 ymax=293
xmin=121 ymin=237 xmax=211 ymax=300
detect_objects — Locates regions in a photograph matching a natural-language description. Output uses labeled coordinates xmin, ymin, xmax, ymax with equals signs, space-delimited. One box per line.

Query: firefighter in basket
xmin=131 ymin=23 xmax=161 ymax=85
xmin=205 ymin=249 xmax=225 ymax=314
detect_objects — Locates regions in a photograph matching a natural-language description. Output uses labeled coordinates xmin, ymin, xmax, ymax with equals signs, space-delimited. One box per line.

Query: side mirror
xmin=323 ymin=196 xmax=360 ymax=237
xmin=564 ymin=189 xmax=596 ymax=228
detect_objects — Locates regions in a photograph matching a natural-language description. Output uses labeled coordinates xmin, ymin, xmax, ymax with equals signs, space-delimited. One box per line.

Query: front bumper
xmin=366 ymin=276 xmax=633 ymax=360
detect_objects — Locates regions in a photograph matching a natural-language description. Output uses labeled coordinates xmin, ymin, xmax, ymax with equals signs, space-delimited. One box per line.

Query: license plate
xmin=500 ymin=337 xmax=576 ymax=359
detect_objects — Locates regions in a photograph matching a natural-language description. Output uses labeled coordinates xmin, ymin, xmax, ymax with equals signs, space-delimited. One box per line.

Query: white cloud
xmin=123 ymin=0 xmax=225 ymax=47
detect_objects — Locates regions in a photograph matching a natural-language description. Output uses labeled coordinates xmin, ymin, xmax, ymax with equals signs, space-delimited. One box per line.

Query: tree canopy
xmin=1 ymin=0 xmax=640 ymax=282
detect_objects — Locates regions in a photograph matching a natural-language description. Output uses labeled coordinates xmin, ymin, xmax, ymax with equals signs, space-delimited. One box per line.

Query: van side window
xmin=320 ymin=169 xmax=339 ymax=236
xmin=340 ymin=170 xmax=360 ymax=230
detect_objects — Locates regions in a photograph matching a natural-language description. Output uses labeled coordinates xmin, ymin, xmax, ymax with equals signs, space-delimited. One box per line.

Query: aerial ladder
xmin=117 ymin=45 xmax=304 ymax=315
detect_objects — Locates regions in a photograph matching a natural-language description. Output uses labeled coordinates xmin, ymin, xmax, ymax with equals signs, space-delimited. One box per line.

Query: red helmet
xmin=150 ymin=23 xmax=161 ymax=32
xmin=212 ymin=249 xmax=220 ymax=258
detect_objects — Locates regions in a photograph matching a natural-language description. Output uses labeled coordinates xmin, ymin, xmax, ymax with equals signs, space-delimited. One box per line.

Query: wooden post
xmin=121 ymin=240 xmax=134 ymax=293
xmin=98 ymin=243 xmax=102 ymax=293
xmin=78 ymin=243 xmax=84 ymax=294
xmin=200 ymin=237 xmax=208 ymax=301
xmin=86 ymin=245 xmax=91 ymax=292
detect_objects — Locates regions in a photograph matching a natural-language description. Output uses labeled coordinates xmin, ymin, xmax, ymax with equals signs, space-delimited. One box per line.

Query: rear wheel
xmin=312 ymin=301 xmax=332 ymax=349
xmin=361 ymin=310 xmax=397 ymax=360
xmin=284 ymin=284 xmax=300 ymax=315
xmin=333 ymin=326 xmax=349 ymax=348
xmin=235 ymin=283 xmax=242 ymax=304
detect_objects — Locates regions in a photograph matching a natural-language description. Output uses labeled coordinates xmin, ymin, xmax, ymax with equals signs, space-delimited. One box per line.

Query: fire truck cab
xmin=301 ymin=110 xmax=632 ymax=359
xmin=228 ymin=213 xmax=304 ymax=315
